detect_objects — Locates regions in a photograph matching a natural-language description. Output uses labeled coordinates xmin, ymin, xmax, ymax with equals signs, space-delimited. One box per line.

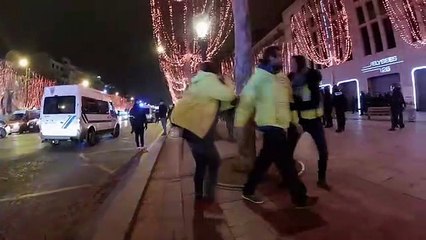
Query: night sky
xmin=0 ymin=0 xmax=171 ymax=103
xmin=0 ymin=0 xmax=291 ymax=104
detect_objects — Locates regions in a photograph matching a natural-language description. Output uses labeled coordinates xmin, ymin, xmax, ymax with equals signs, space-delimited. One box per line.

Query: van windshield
xmin=43 ymin=96 xmax=76 ymax=114
xmin=9 ymin=113 xmax=25 ymax=121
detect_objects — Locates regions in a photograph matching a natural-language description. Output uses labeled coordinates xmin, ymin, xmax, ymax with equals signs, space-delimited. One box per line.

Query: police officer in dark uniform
xmin=389 ymin=84 xmax=406 ymax=131
xmin=332 ymin=85 xmax=347 ymax=133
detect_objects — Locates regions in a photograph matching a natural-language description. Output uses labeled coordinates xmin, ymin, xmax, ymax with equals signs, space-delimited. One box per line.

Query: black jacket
xmin=130 ymin=107 xmax=148 ymax=129
xmin=158 ymin=104 xmax=168 ymax=118
xmin=289 ymin=69 xmax=322 ymax=111
xmin=391 ymin=89 xmax=406 ymax=110
xmin=332 ymin=91 xmax=347 ymax=112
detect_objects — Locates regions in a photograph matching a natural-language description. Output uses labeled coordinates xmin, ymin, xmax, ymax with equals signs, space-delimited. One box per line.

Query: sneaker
xmin=294 ymin=196 xmax=319 ymax=209
xmin=335 ymin=129 xmax=343 ymax=133
xmin=317 ymin=181 xmax=332 ymax=191
xmin=142 ymin=147 xmax=148 ymax=153
xmin=399 ymin=124 xmax=405 ymax=129
xmin=388 ymin=128 xmax=396 ymax=131
xmin=242 ymin=194 xmax=265 ymax=204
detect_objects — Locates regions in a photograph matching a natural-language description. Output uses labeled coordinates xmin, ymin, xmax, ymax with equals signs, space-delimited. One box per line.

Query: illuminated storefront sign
xmin=361 ymin=56 xmax=404 ymax=74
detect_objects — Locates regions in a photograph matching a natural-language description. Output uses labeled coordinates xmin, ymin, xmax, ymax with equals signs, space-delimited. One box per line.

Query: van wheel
xmin=112 ymin=125 xmax=120 ymax=138
xmin=87 ymin=129 xmax=97 ymax=146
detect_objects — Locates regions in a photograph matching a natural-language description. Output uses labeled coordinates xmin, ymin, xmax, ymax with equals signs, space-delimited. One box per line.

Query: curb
xmin=90 ymin=133 xmax=167 ymax=240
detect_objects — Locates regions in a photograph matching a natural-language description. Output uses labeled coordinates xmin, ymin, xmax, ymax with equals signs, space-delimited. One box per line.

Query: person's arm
xmin=205 ymin=75 xmax=236 ymax=102
xmin=234 ymin=79 xmax=256 ymax=128
xmin=296 ymin=69 xmax=322 ymax=110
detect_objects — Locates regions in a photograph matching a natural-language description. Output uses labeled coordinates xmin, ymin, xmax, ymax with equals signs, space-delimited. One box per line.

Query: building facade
xmin=254 ymin=0 xmax=426 ymax=111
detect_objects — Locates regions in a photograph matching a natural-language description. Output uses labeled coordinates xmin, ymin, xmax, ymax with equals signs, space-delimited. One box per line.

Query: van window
xmin=82 ymin=97 xmax=109 ymax=114
xmin=10 ymin=113 xmax=25 ymax=121
xmin=43 ymin=96 xmax=76 ymax=114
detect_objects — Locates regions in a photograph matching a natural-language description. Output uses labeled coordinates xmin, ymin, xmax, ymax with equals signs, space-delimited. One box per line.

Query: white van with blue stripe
xmin=40 ymin=85 xmax=120 ymax=146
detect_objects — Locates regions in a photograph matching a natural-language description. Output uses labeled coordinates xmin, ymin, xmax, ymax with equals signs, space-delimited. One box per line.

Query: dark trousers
xmin=324 ymin=110 xmax=333 ymax=127
xmin=391 ymin=109 xmax=404 ymax=128
xmin=183 ymin=129 xmax=220 ymax=198
xmin=300 ymin=118 xmax=328 ymax=182
xmin=134 ymin=128 xmax=145 ymax=147
xmin=335 ymin=110 xmax=346 ymax=131
xmin=225 ymin=111 xmax=235 ymax=139
xmin=243 ymin=127 xmax=307 ymax=204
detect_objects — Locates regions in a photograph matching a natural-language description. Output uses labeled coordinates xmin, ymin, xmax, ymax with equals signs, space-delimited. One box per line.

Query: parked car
xmin=7 ymin=110 xmax=40 ymax=134
xmin=0 ymin=120 xmax=10 ymax=138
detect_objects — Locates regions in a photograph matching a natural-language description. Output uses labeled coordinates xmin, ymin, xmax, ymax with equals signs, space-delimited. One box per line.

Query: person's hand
xmin=145 ymin=125 xmax=148 ymax=130
xmin=295 ymin=123 xmax=304 ymax=135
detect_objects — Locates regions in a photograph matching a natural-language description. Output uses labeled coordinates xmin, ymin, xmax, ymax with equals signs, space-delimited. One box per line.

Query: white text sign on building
xmin=361 ymin=56 xmax=404 ymax=74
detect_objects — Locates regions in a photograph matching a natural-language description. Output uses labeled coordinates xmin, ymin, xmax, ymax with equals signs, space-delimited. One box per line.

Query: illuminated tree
xmin=149 ymin=0 xmax=234 ymax=101
xmin=383 ymin=0 xmax=426 ymax=48
xmin=0 ymin=60 xmax=55 ymax=113
xmin=291 ymin=0 xmax=352 ymax=67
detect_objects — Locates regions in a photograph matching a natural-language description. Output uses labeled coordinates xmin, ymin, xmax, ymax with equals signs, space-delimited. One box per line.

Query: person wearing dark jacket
xmin=130 ymin=103 xmax=148 ymax=150
xmin=332 ymin=85 xmax=348 ymax=133
xmin=389 ymin=85 xmax=406 ymax=131
xmin=323 ymin=87 xmax=333 ymax=128
xmin=290 ymin=55 xmax=331 ymax=191
xmin=158 ymin=100 xmax=168 ymax=135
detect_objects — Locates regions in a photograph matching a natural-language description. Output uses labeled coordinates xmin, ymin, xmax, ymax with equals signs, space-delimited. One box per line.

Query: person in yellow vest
xmin=289 ymin=55 xmax=331 ymax=191
xmin=236 ymin=46 xmax=318 ymax=208
xmin=171 ymin=61 xmax=236 ymax=201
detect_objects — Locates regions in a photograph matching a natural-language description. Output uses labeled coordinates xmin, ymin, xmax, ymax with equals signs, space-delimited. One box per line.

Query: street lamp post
xmin=18 ymin=58 xmax=30 ymax=109
xmin=194 ymin=15 xmax=210 ymax=61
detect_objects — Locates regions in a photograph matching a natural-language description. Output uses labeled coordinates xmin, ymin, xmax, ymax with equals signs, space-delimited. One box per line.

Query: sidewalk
xmin=129 ymin=123 xmax=426 ymax=240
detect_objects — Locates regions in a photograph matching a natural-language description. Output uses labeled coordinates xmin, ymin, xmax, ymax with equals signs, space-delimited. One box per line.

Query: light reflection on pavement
xmin=0 ymin=121 xmax=162 ymax=240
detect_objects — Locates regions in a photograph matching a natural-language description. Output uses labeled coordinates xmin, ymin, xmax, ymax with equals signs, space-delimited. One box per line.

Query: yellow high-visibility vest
xmin=299 ymin=84 xmax=323 ymax=120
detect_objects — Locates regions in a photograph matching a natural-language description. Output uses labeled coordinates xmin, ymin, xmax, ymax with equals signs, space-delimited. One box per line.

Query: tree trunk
xmin=232 ymin=0 xmax=256 ymax=172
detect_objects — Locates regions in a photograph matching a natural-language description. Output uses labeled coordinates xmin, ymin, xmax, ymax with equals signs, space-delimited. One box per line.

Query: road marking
xmin=93 ymin=164 xmax=115 ymax=174
xmin=0 ymin=184 xmax=93 ymax=202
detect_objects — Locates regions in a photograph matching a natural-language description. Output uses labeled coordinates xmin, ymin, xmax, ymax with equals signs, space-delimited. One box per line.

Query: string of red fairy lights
xmin=383 ymin=0 xmax=426 ymax=48
xmin=149 ymin=0 xmax=233 ymax=101
xmin=291 ymin=0 xmax=352 ymax=67
xmin=0 ymin=60 xmax=55 ymax=111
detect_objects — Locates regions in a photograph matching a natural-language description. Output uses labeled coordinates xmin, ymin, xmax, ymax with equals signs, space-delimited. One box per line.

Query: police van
xmin=40 ymin=85 xmax=120 ymax=146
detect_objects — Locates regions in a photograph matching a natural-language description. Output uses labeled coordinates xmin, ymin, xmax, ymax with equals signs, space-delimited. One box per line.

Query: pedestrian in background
xmin=158 ymin=100 xmax=168 ymax=135
xmin=171 ymin=61 xmax=235 ymax=201
xmin=129 ymin=102 xmax=148 ymax=151
xmin=389 ymin=84 xmax=406 ymax=131
xmin=332 ymin=85 xmax=347 ymax=133
xmin=236 ymin=46 xmax=317 ymax=208
xmin=290 ymin=55 xmax=331 ymax=191
xmin=323 ymin=86 xmax=333 ymax=128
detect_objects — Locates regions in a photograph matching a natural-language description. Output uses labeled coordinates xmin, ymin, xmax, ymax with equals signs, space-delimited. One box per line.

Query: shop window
xmin=361 ymin=26 xmax=372 ymax=55
xmin=356 ymin=7 xmax=366 ymax=25
xmin=366 ymin=1 xmax=376 ymax=20
xmin=383 ymin=17 xmax=396 ymax=49
xmin=371 ymin=22 xmax=384 ymax=52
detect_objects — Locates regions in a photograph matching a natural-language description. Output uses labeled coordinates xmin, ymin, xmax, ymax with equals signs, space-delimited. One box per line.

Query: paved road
xmin=0 ymin=120 xmax=162 ymax=240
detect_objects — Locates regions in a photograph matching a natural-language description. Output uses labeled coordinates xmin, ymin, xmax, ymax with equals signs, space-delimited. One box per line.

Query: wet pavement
xmin=0 ymin=121 xmax=162 ymax=240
